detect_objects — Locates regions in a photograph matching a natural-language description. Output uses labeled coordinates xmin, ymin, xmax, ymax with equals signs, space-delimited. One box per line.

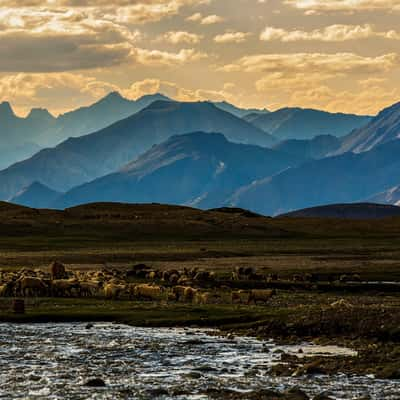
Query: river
xmin=0 ymin=323 xmax=398 ymax=399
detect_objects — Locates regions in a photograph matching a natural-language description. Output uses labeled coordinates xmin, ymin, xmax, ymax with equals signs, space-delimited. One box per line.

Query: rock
xmin=283 ymin=388 xmax=310 ymax=400
xmin=378 ymin=364 xmax=400 ymax=379
xmin=84 ymin=378 xmax=106 ymax=387
xmin=313 ymin=393 xmax=334 ymax=400
xmin=85 ymin=323 xmax=94 ymax=329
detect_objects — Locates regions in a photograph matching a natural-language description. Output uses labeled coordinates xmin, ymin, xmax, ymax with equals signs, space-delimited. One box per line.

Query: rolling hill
xmin=52 ymin=132 xmax=300 ymax=209
xmin=279 ymin=203 xmax=400 ymax=219
xmin=0 ymin=101 xmax=275 ymax=201
xmin=245 ymin=107 xmax=371 ymax=140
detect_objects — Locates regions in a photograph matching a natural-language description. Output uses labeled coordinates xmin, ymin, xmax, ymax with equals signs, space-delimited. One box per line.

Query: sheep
xmin=50 ymin=261 xmax=66 ymax=280
xmin=231 ymin=290 xmax=249 ymax=304
xmin=15 ymin=277 xmax=48 ymax=297
xmin=104 ymin=283 xmax=126 ymax=300
xmin=134 ymin=284 xmax=164 ymax=301
xmin=247 ymin=289 xmax=276 ymax=305
xmin=51 ymin=279 xmax=80 ymax=297
xmin=183 ymin=287 xmax=198 ymax=303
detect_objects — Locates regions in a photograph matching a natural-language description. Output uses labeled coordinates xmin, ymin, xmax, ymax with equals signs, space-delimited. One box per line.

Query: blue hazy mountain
xmin=337 ymin=101 xmax=400 ymax=154
xmin=0 ymin=101 xmax=275 ymax=201
xmin=52 ymin=132 xmax=301 ymax=209
xmin=228 ymin=139 xmax=400 ymax=216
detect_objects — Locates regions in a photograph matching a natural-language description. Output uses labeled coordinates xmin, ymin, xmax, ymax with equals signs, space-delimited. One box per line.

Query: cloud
xmin=186 ymin=12 xmax=224 ymax=24
xmin=214 ymin=31 xmax=251 ymax=43
xmin=123 ymin=78 xmax=236 ymax=104
xmin=0 ymin=7 xmax=208 ymax=72
xmin=157 ymin=30 xmax=203 ymax=44
xmin=260 ymin=24 xmax=400 ymax=42
xmin=0 ymin=1 xmax=211 ymax=24
xmin=133 ymin=48 xmax=207 ymax=67
xmin=284 ymin=0 xmax=400 ymax=13
xmin=220 ymin=52 xmax=400 ymax=75
xmin=0 ymin=72 xmax=118 ymax=115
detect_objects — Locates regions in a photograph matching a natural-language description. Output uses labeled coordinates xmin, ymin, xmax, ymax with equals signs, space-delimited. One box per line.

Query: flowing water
xmin=0 ymin=323 xmax=398 ymax=399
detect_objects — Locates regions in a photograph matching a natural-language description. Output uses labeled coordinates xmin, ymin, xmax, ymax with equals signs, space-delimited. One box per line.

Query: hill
xmin=245 ymin=107 xmax=371 ymax=140
xmin=0 ymin=101 xmax=274 ymax=202
xmin=279 ymin=203 xmax=400 ymax=219
xmin=338 ymin=101 xmax=400 ymax=154
xmin=53 ymin=132 xmax=299 ymax=209
xmin=227 ymin=139 xmax=400 ymax=216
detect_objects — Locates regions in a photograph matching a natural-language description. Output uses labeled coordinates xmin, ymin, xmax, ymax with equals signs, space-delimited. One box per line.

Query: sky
xmin=0 ymin=0 xmax=399 ymax=116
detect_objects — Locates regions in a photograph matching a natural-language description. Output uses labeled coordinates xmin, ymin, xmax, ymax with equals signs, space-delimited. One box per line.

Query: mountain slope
xmin=272 ymin=135 xmax=340 ymax=160
xmin=338 ymin=101 xmax=400 ymax=154
xmin=10 ymin=181 xmax=61 ymax=209
xmin=368 ymin=186 xmax=400 ymax=206
xmin=0 ymin=101 xmax=275 ymax=201
xmin=53 ymin=132 xmax=300 ymax=209
xmin=245 ymin=107 xmax=371 ymax=140
xmin=279 ymin=203 xmax=400 ymax=219
xmin=228 ymin=139 xmax=400 ymax=216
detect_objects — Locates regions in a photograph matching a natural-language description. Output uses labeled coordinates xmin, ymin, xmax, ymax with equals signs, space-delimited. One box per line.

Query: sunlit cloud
xmin=260 ymin=24 xmax=400 ymax=42
xmin=284 ymin=0 xmax=400 ymax=13
xmin=214 ymin=31 xmax=252 ymax=43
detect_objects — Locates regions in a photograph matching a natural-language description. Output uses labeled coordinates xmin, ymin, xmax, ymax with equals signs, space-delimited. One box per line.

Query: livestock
xmin=104 ymin=283 xmax=126 ymax=300
xmin=172 ymin=285 xmax=188 ymax=301
xmin=50 ymin=261 xmax=66 ymax=280
xmin=80 ymin=281 xmax=102 ymax=297
xmin=15 ymin=277 xmax=48 ymax=297
xmin=247 ymin=289 xmax=276 ymax=305
xmin=134 ymin=284 xmax=164 ymax=301
xmin=231 ymin=290 xmax=249 ymax=304
xmin=51 ymin=279 xmax=80 ymax=297
xmin=183 ymin=287 xmax=198 ymax=303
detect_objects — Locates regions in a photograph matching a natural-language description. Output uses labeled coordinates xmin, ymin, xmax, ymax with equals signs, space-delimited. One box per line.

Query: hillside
xmin=53 ymin=132 xmax=299 ymax=209
xmin=227 ymin=139 xmax=400 ymax=216
xmin=279 ymin=203 xmax=400 ymax=219
xmin=0 ymin=101 xmax=274 ymax=202
xmin=245 ymin=107 xmax=371 ymax=140
xmin=338 ymin=101 xmax=400 ymax=154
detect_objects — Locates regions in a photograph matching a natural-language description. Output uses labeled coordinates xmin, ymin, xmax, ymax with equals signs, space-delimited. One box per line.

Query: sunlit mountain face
xmin=0 ymin=0 xmax=399 ymax=117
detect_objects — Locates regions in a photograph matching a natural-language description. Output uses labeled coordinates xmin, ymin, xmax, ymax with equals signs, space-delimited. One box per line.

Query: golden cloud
xmin=220 ymin=52 xmax=400 ymax=75
xmin=214 ymin=31 xmax=251 ymax=43
xmin=260 ymin=24 xmax=400 ymax=42
xmin=284 ymin=0 xmax=400 ymax=13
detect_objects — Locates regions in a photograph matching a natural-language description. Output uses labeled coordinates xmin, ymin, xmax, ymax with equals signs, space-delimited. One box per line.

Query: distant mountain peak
xmin=0 ymin=101 xmax=16 ymax=118
xmin=26 ymin=108 xmax=54 ymax=120
xmin=10 ymin=180 xmax=61 ymax=209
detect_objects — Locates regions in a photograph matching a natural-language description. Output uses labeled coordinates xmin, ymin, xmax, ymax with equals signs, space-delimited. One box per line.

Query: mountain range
xmin=0 ymin=100 xmax=273 ymax=201
xmin=2 ymin=92 xmax=400 ymax=215
xmin=53 ymin=132 xmax=303 ymax=209
xmin=227 ymin=139 xmax=400 ymax=215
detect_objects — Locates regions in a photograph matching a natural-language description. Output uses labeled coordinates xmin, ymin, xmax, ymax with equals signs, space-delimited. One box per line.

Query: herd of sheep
xmin=0 ymin=262 xmax=277 ymax=305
